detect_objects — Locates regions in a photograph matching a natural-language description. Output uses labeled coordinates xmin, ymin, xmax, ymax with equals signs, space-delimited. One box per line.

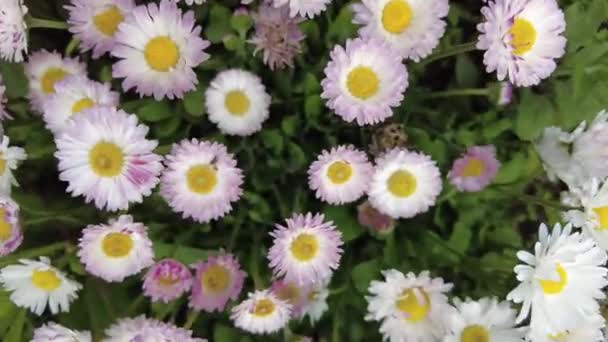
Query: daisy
xmin=32 ymin=322 xmax=92 ymax=342
xmin=0 ymin=195 xmax=22 ymax=257
xmin=103 ymin=315 xmax=205 ymax=342
xmin=308 ymin=145 xmax=374 ymax=205
xmin=477 ymin=0 xmax=567 ymax=87
xmin=271 ymin=0 xmax=331 ymax=18
xmin=562 ymin=178 xmax=608 ymax=251
xmin=0 ymin=135 xmax=27 ymax=195
xmin=351 ymin=0 xmax=449 ymax=61
xmin=448 ymin=145 xmax=501 ymax=192
xmin=0 ymin=257 xmax=81 ymax=315
xmin=143 ymin=258 xmax=192 ymax=303
xmin=55 ymin=106 xmax=163 ymax=211
xmin=42 ymin=75 xmax=120 ymax=135
xmin=268 ymin=212 xmax=343 ymax=286
xmin=173 ymin=0 xmax=206 ymax=5
xmin=0 ymin=0 xmax=28 ymax=62
xmin=78 ymin=215 xmax=155 ymax=282
xmin=24 ymin=50 xmax=87 ymax=112
xmin=507 ymin=223 xmax=608 ymax=336
xmin=527 ymin=314 xmax=605 ymax=342
xmin=65 ymin=0 xmax=135 ymax=59
xmin=231 ymin=289 xmax=292 ymax=334
xmin=321 ymin=38 xmax=408 ymax=126
xmin=443 ymin=297 xmax=524 ymax=342
xmin=0 ymin=76 xmax=12 ymax=121
xmin=301 ymin=282 xmax=329 ymax=324
xmin=160 ymin=139 xmax=244 ymax=223
xmin=366 ymin=269 xmax=453 ymax=342
xmin=111 ymin=0 xmax=210 ymax=100
xmin=190 ymin=254 xmax=246 ymax=312
xmin=368 ymin=148 xmax=442 ymax=219
xmin=271 ymin=279 xmax=311 ymax=318
xmin=534 ymin=126 xmax=583 ymax=189
xmin=205 ymin=69 xmax=271 ymax=136
xmin=358 ymin=201 xmax=396 ymax=235
xmin=569 ymin=110 xmax=608 ymax=181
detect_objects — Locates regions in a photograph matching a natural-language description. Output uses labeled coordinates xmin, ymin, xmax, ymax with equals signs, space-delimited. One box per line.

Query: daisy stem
xmin=65 ymin=38 xmax=80 ymax=56
xmin=517 ymin=193 xmax=576 ymax=211
xmin=420 ymin=41 xmax=478 ymax=66
xmin=424 ymin=88 xmax=490 ymax=98
xmin=26 ymin=16 xmax=69 ymax=30
xmin=0 ymin=241 xmax=68 ymax=266
xmin=183 ymin=310 xmax=200 ymax=330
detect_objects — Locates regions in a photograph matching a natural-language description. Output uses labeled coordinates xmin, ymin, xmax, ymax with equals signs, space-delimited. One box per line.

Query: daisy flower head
xmin=271 ymin=279 xmax=311 ymax=318
xmin=368 ymin=148 xmax=442 ymax=219
xmin=65 ymin=0 xmax=135 ymax=59
xmin=0 ymin=135 xmax=27 ymax=195
xmin=32 ymin=322 xmax=92 ymax=342
xmin=103 ymin=315 xmax=206 ymax=342
xmin=570 ymin=110 xmax=608 ymax=181
xmin=190 ymin=254 xmax=246 ymax=312
xmin=0 ymin=0 xmax=28 ymax=62
xmin=205 ymin=69 xmax=271 ymax=136
xmin=443 ymin=297 xmax=523 ymax=342
xmin=534 ymin=126 xmax=584 ymax=189
xmin=308 ymin=145 xmax=374 ymax=204
xmin=24 ymin=50 xmax=87 ymax=112
xmin=357 ymin=200 xmax=396 ymax=235
xmin=231 ymin=289 xmax=292 ymax=335
xmin=351 ymin=0 xmax=449 ymax=61
xmin=143 ymin=258 xmax=192 ymax=303
xmin=55 ymin=106 xmax=162 ymax=211
xmin=507 ymin=223 xmax=608 ymax=336
xmin=160 ymin=139 xmax=244 ymax=223
xmin=477 ymin=0 xmax=566 ymax=87
xmin=562 ymin=178 xmax=608 ymax=251
xmin=527 ymin=313 xmax=605 ymax=342
xmin=321 ymin=38 xmax=408 ymax=126
xmin=366 ymin=269 xmax=454 ymax=342
xmin=0 ymin=76 xmax=12 ymax=121
xmin=271 ymin=0 xmax=331 ymax=18
xmin=78 ymin=215 xmax=155 ymax=282
xmin=448 ymin=145 xmax=500 ymax=192
xmin=111 ymin=0 xmax=210 ymax=100
xmin=301 ymin=282 xmax=329 ymax=324
xmin=0 ymin=257 xmax=81 ymax=315
xmin=42 ymin=75 xmax=120 ymax=135
xmin=0 ymin=195 xmax=21 ymax=257
xmin=268 ymin=212 xmax=343 ymax=286
xmin=250 ymin=3 xmax=305 ymax=71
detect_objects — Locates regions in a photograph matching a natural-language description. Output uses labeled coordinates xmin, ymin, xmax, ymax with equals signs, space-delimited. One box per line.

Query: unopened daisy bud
xmin=104 ymin=315 xmax=206 ymax=342
xmin=32 ymin=322 xmax=92 ymax=342
xmin=0 ymin=0 xmax=28 ymax=63
xmin=78 ymin=215 xmax=154 ymax=282
xmin=448 ymin=145 xmax=500 ymax=192
xmin=0 ymin=135 xmax=27 ymax=195
xmin=0 ymin=195 xmax=22 ymax=257
xmin=143 ymin=259 xmax=192 ymax=303
xmin=357 ymin=201 xmax=395 ymax=236
xmin=271 ymin=279 xmax=310 ymax=318
xmin=0 ymin=76 xmax=12 ymax=121
xmin=190 ymin=254 xmax=246 ymax=312
xmin=231 ymin=289 xmax=292 ymax=334
xmin=497 ymin=82 xmax=514 ymax=106
xmin=271 ymin=0 xmax=330 ymax=18
xmin=0 ymin=257 xmax=82 ymax=315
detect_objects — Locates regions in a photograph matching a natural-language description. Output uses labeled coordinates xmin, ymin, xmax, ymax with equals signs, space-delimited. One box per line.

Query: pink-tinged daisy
xmin=32 ymin=322 xmax=92 ymax=342
xmin=271 ymin=279 xmax=311 ymax=318
xmin=250 ymin=4 xmax=305 ymax=71
xmin=0 ymin=0 xmax=28 ymax=62
xmin=111 ymin=0 xmax=210 ymax=100
xmin=268 ymin=213 xmax=344 ymax=286
xmin=271 ymin=0 xmax=330 ymax=18
xmin=357 ymin=201 xmax=396 ymax=235
xmin=231 ymin=289 xmax=292 ymax=334
xmin=24 ymin=50 xmax=87 ymax=113
xmin=103 ymin=316 xmax=206 ymax=342
xmin=190 ymin=254 xmax=246 ymax=312
xmin=351 ymin=0 xmax=449 ymax=61
xmin=77 ymin=215 xmax=155 ymax=282
xmin=448 ymin=145 xmax=500 ymax=192
xmin=0 ymin=135 xmax=27 ymax=195
xmin=143 ymin=258 xmax=192 ymax=303
xmin=308 ymin=145 xmax=374 ymax=205
xmin=65 ymin=0 xmax=135 ymax=59
xmin=42 ymin=75 xmax=120 ymax=135
xmin=477 ymin=0 xmax=566 ymax=87
xmin=0 ymin=76 xmax=12 ymax=121
xmin=369 ymin=148 xmax=442 ymax=219
xmin=55 ymin=107 xmax=162 ymax=211
xmin=0 ymin=195 xmax=21 ymax=257
xmin=321 ymin=38 xmax=408 ymax=126
xmin=160 ymin=139 xmax=244 ymax=223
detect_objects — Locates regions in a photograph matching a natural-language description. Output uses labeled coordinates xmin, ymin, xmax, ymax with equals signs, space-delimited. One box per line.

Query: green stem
xmin=65 ymin=38 xmax=80 ymax=56
xmin=183 ymin=310 xmax=200 ymax=330
xmin=420 ymin=41 xmax=478 ymax=66
xmin=424 ymin=88 xmax=490 ymax=99
xmin=0 ymin=241 xmax=68 ymax=265
xmin=227 ymin=222 xmax=241 ymax=251
xmin=518 ymin=193 xmax=576 ymax=211
xmin=26 ymin=16 xmax=69 ymax=30
xmin=424 ymin=231 xmax=465 ymax=258
xmin=126 ymin=295 xmax=145 ymax=316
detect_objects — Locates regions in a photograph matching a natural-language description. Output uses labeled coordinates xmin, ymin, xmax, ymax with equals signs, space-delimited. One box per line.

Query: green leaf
xmin=153 ymin=115 xmax=181 ymax=138
xmin=0 ymin=290 xmax=17 ymax=337
xmin=230 ymin=14 xmax=253 ymax=37
xmin=323 ymin=205 xmax=364 ymax=242
xmin=286 ymin=142 xmax=307 ymax=172
xmin=351 ymin=259 xmax=381 ymax=293
xmin=138 ymin=100 xmax=172 ymax=122
xmin=154 ymin=242 xmax=212 ymax=264
xmin=214 ymin=324 xmax=242 ymax=342
xmin=304 ymin=73 xmax=321 ymax=95
xmin=261 ymin=129 xmax=284 ymax=155
xmin=455 ymin=54 xmax=480 ymax=88
xmin=305 ymin=95 xmax=323 ymax=121
xmin=514 ymin=91 xmax=554 ymax=141
xmin=206 ymin=4 xmax=233 ymax=44
xmin=183 ymin=88 xmax=206 ymax=117
xmin=4 ymin=308 xmax=25 ymax=342
xmin=281 ymin=115 xmax=300 ymax=137
xmin=0 ymin=63 xmax=28 ymax=99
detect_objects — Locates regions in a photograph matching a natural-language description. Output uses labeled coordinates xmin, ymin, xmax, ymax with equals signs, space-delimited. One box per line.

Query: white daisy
xmin=302 ymin=283 xmax=329 ymax=324
xmin=534 ymin=126 xmax=583 ymax=189
xmin=569 ymin=110 xmax=608 ymax=181
xmin=271 ymin=0 xmax=331 ymax=18
xmin=231 ymin=289 xmax=292 ymax=335
xmin=205 ymin=69 xmax=271 ymax=136
xmin=562 ymin=178 xmax=608 ymax=251
xmin=0 ymin=135 xmax=26 ymax=195
xmin=0 ymin=0 xmax=28 ymax=62
xmin=527 ymin=314 xmax=605 ymax=342
xmin=32 ymin=322 xmax=92 ymax=342
xmin=0 ymin=257 xmax=81 ymax=315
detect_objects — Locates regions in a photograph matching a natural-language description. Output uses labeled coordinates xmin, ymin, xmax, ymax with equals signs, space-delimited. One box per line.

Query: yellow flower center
xmin=549 ymin=332 xmax=569 ymax=340
xmin=0 ymin=208 xmax=12 ymax=241
xmin=71 ymin=97 xmax=96 ymax=115
xmin=510 ymin=18 xmax=537 ymax=55
xmin=346 ymin=66 xmax=380 ymax=100
xmin=593 ymin=206 xmax=608 ymax=230
xmin=93 ymin=5 xmax=124 ymax=37
xmin=145 ymin=36 xmax=180 ymax=72
xmin=252 ymin=298 xmax=276 ymax=317
xmin=186 ymin=165 xmax=218 ymax=194
xmin=101 ymin=232 xmax=134 ymax=258
xmin=326 ymin=161 xmax=353 ymax=184
xmin=276 ymin=283 xmax=300 ymax=304
xmin=41 ymin=68 xmax=69 ymax=94
xmin=382 ymin=0 xmax=413 ymax=34
xmin=395 ymin=288 xmax=430 ymax=322
xmin=539 ymin=264 xmax=568 ymax=294
xmin=290 ymin=233 xmax=319 ymax=262
xmin=0 ymin=152 xmax=5 ymax=175
xmin=462 ymin=158 xmax=485 ymax=177
xmin=308 ymin=290 xmax=319 ymax=301
xmin=461 ymin=325 xmax=490 ymax=342
xmin=157 ymin=275 xmax=179 ymax=287
xmin=387 ymin=170 xmax=417 ymax=197
xmin=31 ymin=269 xmax=62 ymax=291
xmin=224 ymin=90 xmax=251 ymax=116
xmin=201 ymin=264 xmax=231 ymax=294
xmin=89 ymin=142 xmax=125 ymax=177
